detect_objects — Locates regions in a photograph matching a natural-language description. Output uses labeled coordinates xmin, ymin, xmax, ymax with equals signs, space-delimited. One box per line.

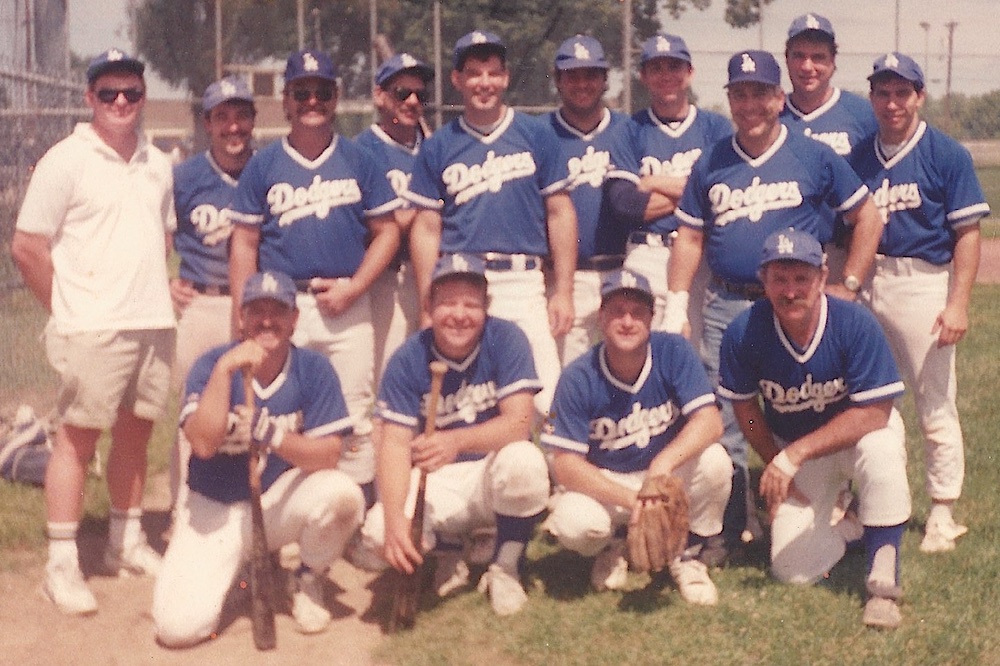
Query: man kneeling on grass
xmin=541 ymin=269 xmax=731 ymax=604
xmin=718 ymin=228 xmax=911 ymax=629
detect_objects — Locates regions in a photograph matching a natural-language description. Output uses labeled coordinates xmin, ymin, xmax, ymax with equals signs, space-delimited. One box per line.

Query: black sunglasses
xmin=391 ymin=87 xmax=430 ymax=104
xmin=290 ymin=87 xmax=335 ymax=103
xmin=95 ymin=87 xmax=144 ymax=104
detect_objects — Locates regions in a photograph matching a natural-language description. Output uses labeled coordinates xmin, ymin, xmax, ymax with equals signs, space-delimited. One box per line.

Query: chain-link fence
xmin=0 ymin=0 xmax=85 ymax=291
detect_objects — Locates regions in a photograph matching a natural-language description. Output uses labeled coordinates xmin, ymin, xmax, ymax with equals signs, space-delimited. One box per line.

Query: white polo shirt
xmin=17 ymin=123 xmax=176 ymax=333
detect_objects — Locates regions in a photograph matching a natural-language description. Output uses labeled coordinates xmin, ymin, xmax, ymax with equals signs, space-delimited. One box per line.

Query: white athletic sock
xmin=47 ymin=522 xmax=79 ymax=569
xmin=108 ymin=507 xmax=144 ymax=552
xmin=928 ymin=502 xmax=954 ymax=526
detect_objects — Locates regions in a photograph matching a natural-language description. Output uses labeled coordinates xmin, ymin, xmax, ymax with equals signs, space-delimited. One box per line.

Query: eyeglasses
xmin=289 ymin=86 xmax=335 ymax=103
xmin=390 ymin=87 xmax=430 ymax=104
xmin=95 ymin=87 xmax=144 ymax=104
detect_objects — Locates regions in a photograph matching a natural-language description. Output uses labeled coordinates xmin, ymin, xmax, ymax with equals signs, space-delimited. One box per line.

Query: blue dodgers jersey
xmin=180 ymin=342 xmax=354 ymax=504
xmin=354 ymin=124 xmax=422 ymax=207
xmin=375 ymin=317 xmax=541 ymax=462
xmin=676 ymin=125 xmax=869 ymax=284
xmin=227 ymin=136 xmax=400 ymax=280
xmin=541 ymin=332 xmax=718 ymax=474
xmin=404 ymin=109 xmax=569 ymax=256
xmin=718 ymin=295 xmax=904 ymax=443
xmin=780 ymin=88 xmax=877 ymax=157
xmin=849 ymin=121 xmax=990 ymax=265
xmin=172 ymin=151 xmax=240 ymax=286
xmin=541 ymin=108 xmax=639 ymax=261
xmin=629 ymin=105 xmax=732 ymax=235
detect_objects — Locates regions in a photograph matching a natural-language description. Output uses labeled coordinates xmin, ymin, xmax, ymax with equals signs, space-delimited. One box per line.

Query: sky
xmin=65 ymin=0 xmax=1000 ymax=108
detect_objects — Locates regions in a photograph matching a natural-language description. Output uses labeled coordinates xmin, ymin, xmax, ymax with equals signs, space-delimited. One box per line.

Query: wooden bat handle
xmin=423 ymin=361 xmax=448 ymax=436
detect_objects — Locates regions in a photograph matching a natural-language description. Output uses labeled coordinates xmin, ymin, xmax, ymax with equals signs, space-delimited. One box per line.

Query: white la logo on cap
xmin=107 ymin=49 xmax=124 ymax=62
xmin=656 ymin=36 xmax=671 ymax=52
xmin=400 ymin=53 xmax=417 ymax=68
xmin=741 ymin=53 xmax=757 ymax=73
xmin=261 ymin=273 xmax=279 ymax=293
xmin=573 ymin=41 xmax=592 ymax=60
xmin=471 ymin=31 xmax=487 ymax=44
xmin=221 ymin=80 xmax=236 ymax=95
xmin=620 ymin=271 xmax=638 ymax=289
xmin=452 ymin=254 xmax=470 ymax=272
xmin=303 ymin=53 xmax=319 ymax=72
xmin=884 ymin=53 xmax=899 ymax=69
xmin=777 ymin=234 xmax=795 ymax=255
xmin=805 ymin=14 xmax=820 ymax=29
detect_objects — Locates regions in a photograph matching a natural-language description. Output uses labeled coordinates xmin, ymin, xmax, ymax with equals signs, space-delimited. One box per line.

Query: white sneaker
xmin=669 ymin=557 xmax=718 ymax=606
xmin=920 ymin=516 xmax=969 ymax=553
xmin=477 ymin=564 xmax=527 ymax=616
xmin=346 ymin=533 xmax=389 ymax=572
xmin=863 ymin=596 xmax=902 ymax=630
xmin=43 ymin=562 xmax=98 ymax=616
xmin=292 ymin=569 xmax=331 ymax=634
xmin=104 ymin=539 xmax=162 ymax=577
xmin=433 ymin=550 xmax=470 ymax=597
xmin=591 ymin=541 xmax=629 ymax=592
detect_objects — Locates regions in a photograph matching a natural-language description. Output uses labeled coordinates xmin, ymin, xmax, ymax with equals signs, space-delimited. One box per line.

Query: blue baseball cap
xmin=726 ymin=50 xmax=782 ymax=88
xmin=600 ymin=269 xmax=655 ymax=308
xmin=787 ymin=13 xmax=836 ymax=42
xmin=868 ymin=52 xmax=924 ymax=89
xmin=453 ymin=30 xmax=506 ymax=70
xmin=241 ymin=271 xmax=297 ymax=309
xmin=86 ymin=48 xmax=144 ymax=84
xmin=431 ymin=253 xmax=488 ymax=287
xmin=555 ymin=35 xmax=609 ymax=71
xmin=760 ymin=228 xmax=824 ymax=269
xmin=640 ymin=33 xmax=692 ymax=65
xmin=202 ymin=75 xmax=254 ymax=113
xmin=285 ymin=49 xmax=338 ymax=84
xmin=375 ymin=53 xmax=434 ymax=87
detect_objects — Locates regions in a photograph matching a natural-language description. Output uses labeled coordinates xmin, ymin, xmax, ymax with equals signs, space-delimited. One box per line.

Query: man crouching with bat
xmin=358 ymin=254 xmax=550 ymax=619
xmin=153 ymin=271 xmax=365 ymax=647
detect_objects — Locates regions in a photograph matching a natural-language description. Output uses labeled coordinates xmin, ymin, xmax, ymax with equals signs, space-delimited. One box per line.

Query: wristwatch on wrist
xmin=843 ymin=275 xmax=861 ymax=293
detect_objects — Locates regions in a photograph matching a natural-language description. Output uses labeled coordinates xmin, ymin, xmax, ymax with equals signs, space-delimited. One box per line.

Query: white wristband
xmin=771 ymin=449 xmax=799 ymax=478
xmin=663 ymin=290 xmax=690 ymax=334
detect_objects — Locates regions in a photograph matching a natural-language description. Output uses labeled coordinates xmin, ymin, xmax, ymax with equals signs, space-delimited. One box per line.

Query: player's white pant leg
xmin=769 ymin=453 xmax=847 ymax=585
xmin=153 ymin=490 xmax=247 ymax=648
xmin=623 ymin=241 xmax=671 ymax=330
xmin=484 ymin=268 xmax=561 ymax=415
xmin=867 ymin=257 xmax=964 ymax=501
xmin=262 ymin=467 xmax=365 ymax=570
xmin=371 ymin=262 xmax=419 ymax=387
xmin=849 ymin=408 xmax=912 ymax=527
xmin=675 ymin=442 xmax=733 ymax=537
xmin=687 ymin=259 xmax=711 ymax=348
xmin=481 ymin=440 xmax=550 ymax=517
xmin=544 ymin=490 xmax=617 ymax=557
xmin=169 ymin=293 xmax=232 ymax=506
xmin=558 ymin=270 xmax=603 ymax=368
xmin=293 ymin=288 xmax=376 ymax=485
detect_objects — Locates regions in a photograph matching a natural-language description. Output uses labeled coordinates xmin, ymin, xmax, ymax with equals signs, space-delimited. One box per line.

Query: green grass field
xmin=977 ymin=165 xmax=1000 ymax=238
xmin=1 ymin=283 xmax=998 ymax=664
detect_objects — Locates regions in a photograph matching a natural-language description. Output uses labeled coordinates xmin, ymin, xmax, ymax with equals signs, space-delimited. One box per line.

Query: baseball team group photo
xmin=2 ymin=1 xmax=999 ymax=664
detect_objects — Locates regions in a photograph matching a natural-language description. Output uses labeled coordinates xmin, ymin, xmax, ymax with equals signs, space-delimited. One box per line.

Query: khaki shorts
xmin=46 ymin=325 xmax=176 ymax=429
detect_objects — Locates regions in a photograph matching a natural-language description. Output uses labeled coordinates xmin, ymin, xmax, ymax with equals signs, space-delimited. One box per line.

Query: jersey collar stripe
xmin=458 ymin=107 xmax=515 ymax=145
xmin=370 ymin=123 xmax=422 ymax=156
xmin=432 ymin=342 xmax=481 ymax=372
xmin=598 ymin=343 xmax=653 ymax=393
xmin=733 ymin=123 xmax=787 ymax=168
xmin=786 ymin=87 xmax=842 ymax=123
xmin=773 ymin=294 xmax=827 ymax=363
xmin=646 ymin=105 xmax=697 ymax=138
xmin=253 ymin=352 xmax=293 ymax=399
xmin=281 ymin=135 xmax=338 ymax=169
xmin=554 ymin=107 xmax=612 ymax=141
xmin=877 ymin=121 xmax=926 ymax=169
xmin=205 ymin=150 xmax=241 ymax=187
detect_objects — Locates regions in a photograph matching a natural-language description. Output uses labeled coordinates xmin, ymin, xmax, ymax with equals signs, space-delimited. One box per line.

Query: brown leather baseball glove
xmin=627 ymin=474 xmax=690 ymax=573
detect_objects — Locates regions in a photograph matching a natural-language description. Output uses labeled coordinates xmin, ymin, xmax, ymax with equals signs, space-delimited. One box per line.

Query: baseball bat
xmin=387 ymin=360 xmax=448 ymax=632
xmin=243 ymin=371 xmax=277 ymax=651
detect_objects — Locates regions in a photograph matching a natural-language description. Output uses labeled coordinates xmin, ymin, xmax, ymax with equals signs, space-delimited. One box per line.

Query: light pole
xmin=919 ymin=21 xmax=930 ymax=73
xmin=622 ymin=0 xmax=632 ymax=113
